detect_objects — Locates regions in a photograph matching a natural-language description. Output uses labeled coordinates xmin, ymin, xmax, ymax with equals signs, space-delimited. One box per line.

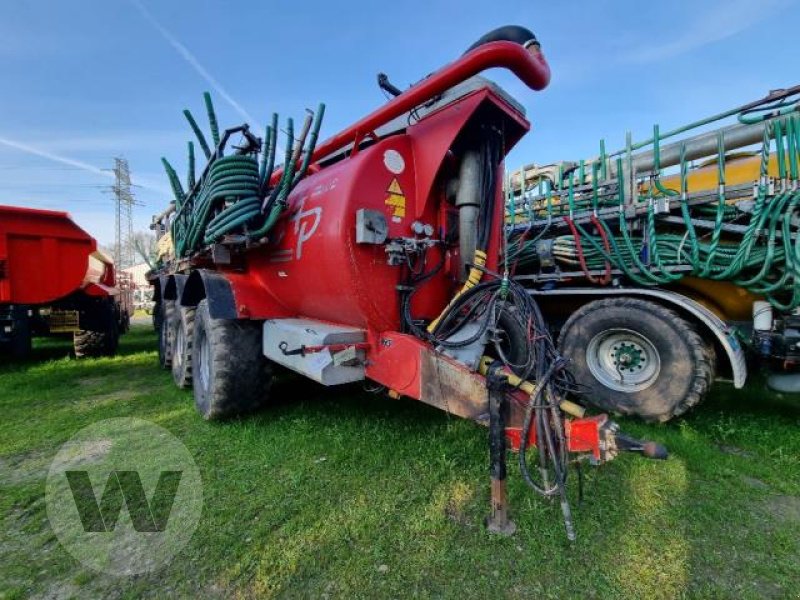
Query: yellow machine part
xmin=156 ymin=231 xmax=175 ymax=262
xmin=668 ymin=278 xmax=760 ymax=321
xmin=646 ymin=153 xmax=780 ymax=197
xmin=46 ymin=310 xmax=80 ymax=333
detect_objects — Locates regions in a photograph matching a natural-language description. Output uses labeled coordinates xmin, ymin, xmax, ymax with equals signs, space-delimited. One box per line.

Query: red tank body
xmin=223 ymin=86 xmax=529 ymax=332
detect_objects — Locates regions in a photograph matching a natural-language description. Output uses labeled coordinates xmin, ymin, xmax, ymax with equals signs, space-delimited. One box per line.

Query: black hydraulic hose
xmin=477 ymin=133 xmax=502 ymax=252
xmin=377 ymin=73 xmax=403 ymax=97
xmin=464 ymin=25 xmax=539 ymax=54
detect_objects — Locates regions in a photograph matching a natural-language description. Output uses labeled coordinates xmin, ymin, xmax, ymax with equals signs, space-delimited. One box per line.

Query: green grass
xmin=1 ymin=325 xmax=799 ymax=599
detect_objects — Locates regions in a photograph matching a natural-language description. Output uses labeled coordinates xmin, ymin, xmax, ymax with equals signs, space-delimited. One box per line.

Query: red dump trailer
xmin=0 ymin=205 xmax=132 ymax=358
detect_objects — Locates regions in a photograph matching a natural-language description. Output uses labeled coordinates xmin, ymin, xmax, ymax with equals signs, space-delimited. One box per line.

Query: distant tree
xmin=132 ymin=231 xmax=158 ymax=269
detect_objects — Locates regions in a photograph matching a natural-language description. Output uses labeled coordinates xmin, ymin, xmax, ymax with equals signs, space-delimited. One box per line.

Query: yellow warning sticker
xmin=384 ymin=178 xmax=406 ymax=220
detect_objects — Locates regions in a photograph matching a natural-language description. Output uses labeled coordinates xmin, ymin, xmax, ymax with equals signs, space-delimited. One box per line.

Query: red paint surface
xmin=505 ymin=415 xmax=608 ymax=460
xmin=0 ymin=205 xmax=102 ymax=305
xmin=217 ymin=42 xmax=549 ymax=400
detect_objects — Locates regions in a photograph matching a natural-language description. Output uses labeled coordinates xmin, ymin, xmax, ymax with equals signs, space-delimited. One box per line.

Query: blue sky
xmin=0 ymin=0 xmax=797 ymax=245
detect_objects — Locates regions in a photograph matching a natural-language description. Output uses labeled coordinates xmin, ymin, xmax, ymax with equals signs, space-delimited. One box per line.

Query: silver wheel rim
xmin=198 ymin=331 xmax=211 ymax=393
xmin=586 ymin=328 xmax=661 ymax=392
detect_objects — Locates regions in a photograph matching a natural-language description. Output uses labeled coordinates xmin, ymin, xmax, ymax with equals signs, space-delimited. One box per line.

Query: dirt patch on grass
xmin=30 ymin=581 xmax=81 ymax=600
xmin=0 ymin=451 xmax=53 ymax=485
xmin=741 ymin=475 xmax=769 ymax=490
xmin=49 ymin=439 xmax=112 ymax=472
xmin=718 ymin=444 xmax=754 ymax=458
xmin=79 ymin=389 xmax=138 ymax=408
xmin=76 ymin=377 xmax=105 ymax=388
xmin=763 ymin=495 xmax=800 ymax=524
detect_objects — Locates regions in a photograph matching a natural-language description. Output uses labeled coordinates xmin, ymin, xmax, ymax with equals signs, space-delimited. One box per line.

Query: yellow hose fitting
xmin=427 ymin=250 xmax=487 ymax=332
xmin=477 ymin=356 xmax=586 ymax=418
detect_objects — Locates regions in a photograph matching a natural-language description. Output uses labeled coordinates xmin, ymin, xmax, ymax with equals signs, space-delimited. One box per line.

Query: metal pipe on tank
xmin=510 ymin=117 xmax=780 ymax=191
xmin=456 ymin=150 xmax=481 ymax=280
xmin=617 ymin=119 xmax=772 ymax=175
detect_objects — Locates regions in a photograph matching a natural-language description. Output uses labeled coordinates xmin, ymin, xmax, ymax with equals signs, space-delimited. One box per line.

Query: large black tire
xmin=171 ymin=305 xmax=195 ymax=388
xmin=74 ymin=301 xmax=119 ymax=358
xmin=157 ymin=301 xmax=174 ymax=369
xmin=192 ymin=299 xmax=272 ymax=420
xmin=558 ymin=298 xmax=715 ymax=422
xmin=152 ymin=303 xmax=161 ymax=331
xmin=5 ymin=333 xmax=32 ymax=359
xmin=74 ymin=326 xmax=119 ymax=358
xmin=6 ymin=306 xmax=32 ymax=359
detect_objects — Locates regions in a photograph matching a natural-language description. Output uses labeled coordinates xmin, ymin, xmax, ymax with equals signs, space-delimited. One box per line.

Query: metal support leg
xmin=486 ymin=382 xmax=516 ymax=535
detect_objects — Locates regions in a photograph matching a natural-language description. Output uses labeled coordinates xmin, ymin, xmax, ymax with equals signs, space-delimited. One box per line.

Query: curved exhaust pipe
xmin=307 ymin=26 xmax=551 ymax=165
xmin=464 ymin=25 xmax=541 ymax=54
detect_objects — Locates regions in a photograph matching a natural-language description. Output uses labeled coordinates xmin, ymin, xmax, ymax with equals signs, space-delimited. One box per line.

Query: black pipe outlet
xmin=464 ymin=25 xmax=539 ymax=55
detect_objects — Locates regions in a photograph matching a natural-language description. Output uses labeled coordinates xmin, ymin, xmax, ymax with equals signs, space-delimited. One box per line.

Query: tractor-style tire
xmin=558 ymin=298 xmax=715 ymax=422
xmin=152 ymin=303 xmax=161 ymax=331
xmin=157 ymin=301 xmax=174 ymax=369
xmin=8 ymin=331 xmax=32 ymax=359
xmin=74 ymin=319 xmax=119 ymax=358
xmin=5 ymin=306 xmax=32 ymax=359
xmin=171 ymin=305 xmax=195 ymax=388
xmin=192 ymin=299 xmax=272 ymax=420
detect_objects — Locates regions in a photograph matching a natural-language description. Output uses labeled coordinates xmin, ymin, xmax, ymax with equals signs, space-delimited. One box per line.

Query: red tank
xmin=218 ymin=43 xmax=539 ymax=334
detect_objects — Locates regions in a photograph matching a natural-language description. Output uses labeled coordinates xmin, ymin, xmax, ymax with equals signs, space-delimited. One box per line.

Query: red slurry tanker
xmin=150 ymin=26 xmax=666 ymax=539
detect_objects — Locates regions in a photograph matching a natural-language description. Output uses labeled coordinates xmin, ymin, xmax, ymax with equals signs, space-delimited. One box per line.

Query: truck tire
xmin=192 ymin=299 xmax=272 ymax=420
xmin=9 ymin=331 xmax=32 ymax=359
xmin=74 ymin=303 xmax=119 ymax=358
xmin=7 ymin=306 xmax=32 ymax=359
xmin=171 ymin=305 xmax=195 ymax=388
xmin=558 ymin=298 xmax=715 ymax=422
xmin=157 ymin=301 xmax=174 ymax=369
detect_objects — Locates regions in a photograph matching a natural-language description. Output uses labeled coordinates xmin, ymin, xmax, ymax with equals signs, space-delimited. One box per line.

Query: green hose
xmin=165 ymin=93 xmax=325 ymax=257
xmin=506 ymin=111 xmax=800 ymax=309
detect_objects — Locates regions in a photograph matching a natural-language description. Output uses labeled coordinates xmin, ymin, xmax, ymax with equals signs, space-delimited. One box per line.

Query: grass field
xmin=1 ymin=324 xmax=799 ymax=599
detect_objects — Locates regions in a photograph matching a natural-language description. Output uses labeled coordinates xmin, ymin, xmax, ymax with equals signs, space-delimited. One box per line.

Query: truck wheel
xmin=192 ymin=299 xmax=272 ymax=420
xmin=9 ymin=332 xmax=32 ymax=358
xmin=120 ymin=310 xmax=130 ymax=333
xmin=558 ymin=298 xmax=715 ymax=422
xmin=157 ymin=301 xmax=174 ymax=369
xmin=171 ymin=305 xmax=195 ymax=388
xmin=8 ymin=306 xmax=32 ymax=358
xmin=72 ymin=307 xmax=119 ymax=358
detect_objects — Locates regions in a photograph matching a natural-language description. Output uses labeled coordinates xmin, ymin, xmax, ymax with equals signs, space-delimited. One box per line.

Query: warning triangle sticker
xmin=387 ymin=178 xmax=403 ymax=195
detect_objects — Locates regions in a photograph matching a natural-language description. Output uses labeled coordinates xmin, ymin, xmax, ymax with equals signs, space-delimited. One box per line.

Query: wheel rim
xmin=586 ymin=328 xmax=661 ymax=392
xmin=197 ymin=330 xmax=211 ymax=393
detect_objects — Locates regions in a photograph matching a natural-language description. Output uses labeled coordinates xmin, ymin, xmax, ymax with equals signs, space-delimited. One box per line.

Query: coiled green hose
xmin=164 ymin=93 xmax=325 ymax=258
